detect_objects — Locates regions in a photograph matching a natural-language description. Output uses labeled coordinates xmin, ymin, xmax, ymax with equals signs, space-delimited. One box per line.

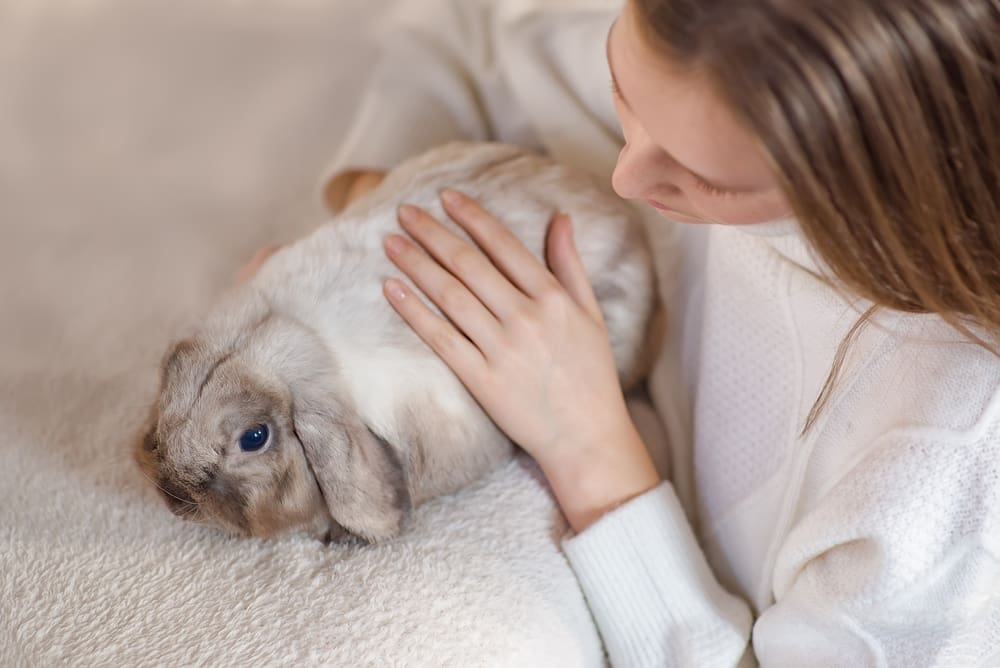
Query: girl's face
xmin=607 ymin=4 xmax=792 ymax=225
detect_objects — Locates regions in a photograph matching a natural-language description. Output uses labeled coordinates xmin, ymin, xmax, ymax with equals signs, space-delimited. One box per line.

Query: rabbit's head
xmin=135 ymin=291 xmax=411 ymax=543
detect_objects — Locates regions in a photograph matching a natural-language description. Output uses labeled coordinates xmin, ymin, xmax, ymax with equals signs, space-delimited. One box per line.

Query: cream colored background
xmin=0 ymin=2 xmax=604 ymax=664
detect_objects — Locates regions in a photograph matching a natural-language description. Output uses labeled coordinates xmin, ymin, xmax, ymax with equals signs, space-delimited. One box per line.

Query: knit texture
xmin=567 ymin=222 xmax=1000 ymax=667
xmin=319 ymin=1 xmax=1000 ymax=665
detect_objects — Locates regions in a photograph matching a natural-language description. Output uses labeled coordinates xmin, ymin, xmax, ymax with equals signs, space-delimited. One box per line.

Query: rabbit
xmin=135 ymin=141 xmax=658 ymax=544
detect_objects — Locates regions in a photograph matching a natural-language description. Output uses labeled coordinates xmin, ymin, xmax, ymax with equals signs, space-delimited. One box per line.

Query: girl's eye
xmin=238 ymin=424 xmax=270 ymax=452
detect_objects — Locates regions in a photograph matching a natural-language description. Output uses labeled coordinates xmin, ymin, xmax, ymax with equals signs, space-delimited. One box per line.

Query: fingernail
xmin=384 ymin=234 xmax=409 ymax=255
xmin=384 ymin=279 xmax=406 ymax=301
xmin=440 ymin=189 xmax=463 ymax=207
xmin=398 ymin=204 xmax=419 ymax=225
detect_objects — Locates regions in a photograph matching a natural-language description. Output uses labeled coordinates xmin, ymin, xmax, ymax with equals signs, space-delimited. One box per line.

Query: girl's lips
xmin=645 ymin=198 xmax=669 ymax=210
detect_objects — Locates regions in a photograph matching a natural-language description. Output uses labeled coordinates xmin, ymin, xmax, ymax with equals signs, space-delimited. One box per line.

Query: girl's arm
xmin=383 ymin=192 xmax=756 ymax=667
xmin=562 ymin=426 xmax=999 ymax=667
xmin=317 ymin=0 xmax=535 ymax=214
xmin=385 ymin=192 xmax=1000 ymax=667
xmin=563 ymin=480 xmax=755 ymax=667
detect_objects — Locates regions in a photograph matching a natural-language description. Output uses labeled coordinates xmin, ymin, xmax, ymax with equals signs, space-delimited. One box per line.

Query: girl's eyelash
xmin=693 ymin=176 xmax=746 ymax=198
xmin=607 ymin=81 xmax=754 ymax=200
xmin=693 ymin=177 xmax=729 ymax=196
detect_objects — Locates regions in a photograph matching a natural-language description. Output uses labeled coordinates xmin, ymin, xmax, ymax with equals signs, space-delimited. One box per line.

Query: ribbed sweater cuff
xmin=561 ymin=481 xmax=752 ymax=667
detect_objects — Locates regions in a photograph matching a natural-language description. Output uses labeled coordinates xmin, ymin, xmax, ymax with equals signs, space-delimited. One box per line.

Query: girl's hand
xmin=382 ymin=189 xmax=660 ymax=531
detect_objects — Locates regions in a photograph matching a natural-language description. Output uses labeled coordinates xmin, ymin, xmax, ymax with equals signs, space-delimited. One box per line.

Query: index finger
xmin=440 ymin=189 xmax=559 ymax=298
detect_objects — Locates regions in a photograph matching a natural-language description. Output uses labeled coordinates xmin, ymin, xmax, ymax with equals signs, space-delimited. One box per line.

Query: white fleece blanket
xmin=0 ymin=1 xmax=605 ymax=664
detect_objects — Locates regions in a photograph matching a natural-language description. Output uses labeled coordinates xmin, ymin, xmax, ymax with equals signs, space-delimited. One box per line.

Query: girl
xmin=247 ymin=0 xmax=1000 ymax=664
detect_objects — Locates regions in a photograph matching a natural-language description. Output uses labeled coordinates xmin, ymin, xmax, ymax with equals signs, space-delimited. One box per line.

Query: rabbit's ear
xmin=292 ymin=388 xmax=411 ymax=543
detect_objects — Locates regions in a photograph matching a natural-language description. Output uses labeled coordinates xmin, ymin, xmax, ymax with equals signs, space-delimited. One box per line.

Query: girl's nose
xmin=612 ymin=126 xmax=682 ymax=200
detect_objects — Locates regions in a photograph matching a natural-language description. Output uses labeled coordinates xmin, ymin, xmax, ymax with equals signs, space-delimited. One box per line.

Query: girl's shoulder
xmin=774 ymin=316 xmax=1000 ymax=609
xmin=857 ymin=312 xmax=1000 ymax=437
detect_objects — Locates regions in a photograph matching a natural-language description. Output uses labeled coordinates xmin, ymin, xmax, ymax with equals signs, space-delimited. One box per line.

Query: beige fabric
xmin=0 ymin=2 xmax=603 ymax=664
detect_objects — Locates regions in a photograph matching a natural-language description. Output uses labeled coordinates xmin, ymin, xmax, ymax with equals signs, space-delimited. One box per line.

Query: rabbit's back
xmin=252 ymin=142 xmax=656 ymax=502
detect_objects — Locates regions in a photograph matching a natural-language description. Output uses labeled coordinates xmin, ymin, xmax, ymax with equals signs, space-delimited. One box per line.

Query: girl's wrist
xmin=538 ymin=423 xmax=662 ymax=533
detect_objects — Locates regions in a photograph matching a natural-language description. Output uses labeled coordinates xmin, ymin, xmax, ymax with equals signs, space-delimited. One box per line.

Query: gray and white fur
xmin=136 ymin=142 xmax=657 ymax=544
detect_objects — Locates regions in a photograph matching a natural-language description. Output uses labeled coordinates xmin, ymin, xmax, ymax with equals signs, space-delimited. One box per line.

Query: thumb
xmin=545 ymin=213 xmax=602 ymax=321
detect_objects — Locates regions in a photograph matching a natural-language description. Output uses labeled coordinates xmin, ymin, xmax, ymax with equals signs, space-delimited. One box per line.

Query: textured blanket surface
xmin=0 ymin=1 xmax=604 ymax=664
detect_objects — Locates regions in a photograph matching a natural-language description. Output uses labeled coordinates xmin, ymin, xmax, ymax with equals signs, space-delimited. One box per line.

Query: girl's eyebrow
xmin=605 ymin=20 xmax=632 ymax=111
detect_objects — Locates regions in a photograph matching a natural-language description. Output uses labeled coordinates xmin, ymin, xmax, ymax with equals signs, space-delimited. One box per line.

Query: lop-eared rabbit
xmin=136 ymin=142 xmax=657 ymax=544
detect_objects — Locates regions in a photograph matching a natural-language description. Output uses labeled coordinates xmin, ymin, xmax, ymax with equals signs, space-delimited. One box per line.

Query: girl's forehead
xmin=609 ymin=7 xmax=778 ymax=191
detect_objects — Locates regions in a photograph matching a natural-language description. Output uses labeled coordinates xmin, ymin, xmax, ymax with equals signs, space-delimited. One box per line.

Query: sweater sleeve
xmin=562 ymin=429 xmax=1000 ymax=668
xmin=314 ymin=0 xmax=538 ymax=212
xmin=752 ymin=430 xmax=1000 ymax=667
xmin=561 ymin=481 xmax=754 ymax=667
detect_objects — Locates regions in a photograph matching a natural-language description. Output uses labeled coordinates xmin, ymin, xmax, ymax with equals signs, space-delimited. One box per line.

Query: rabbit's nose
xmin=193 ymin=465 xmax=218 ymax=489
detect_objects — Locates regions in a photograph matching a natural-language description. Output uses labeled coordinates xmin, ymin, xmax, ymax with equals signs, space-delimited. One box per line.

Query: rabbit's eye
xmin=238 ymin=424 xmax=270 ymax=452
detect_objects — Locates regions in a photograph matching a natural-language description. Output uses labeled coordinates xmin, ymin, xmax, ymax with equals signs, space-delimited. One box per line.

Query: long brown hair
xmin=633 ymin=0 xmax=1000 ymax=429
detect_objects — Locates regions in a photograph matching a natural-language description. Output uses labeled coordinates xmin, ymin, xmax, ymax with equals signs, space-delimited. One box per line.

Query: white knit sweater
xmin=318 ymin=0 xmax=1000 ymax=665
